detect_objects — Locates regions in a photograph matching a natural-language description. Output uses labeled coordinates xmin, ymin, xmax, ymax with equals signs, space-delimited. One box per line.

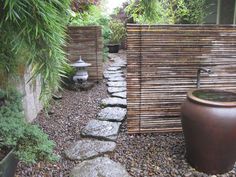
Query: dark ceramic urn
xmin=181 ymin=89 xmax=236 ymax=174
xmin=0 ymin=150 xmax=18 ymax=177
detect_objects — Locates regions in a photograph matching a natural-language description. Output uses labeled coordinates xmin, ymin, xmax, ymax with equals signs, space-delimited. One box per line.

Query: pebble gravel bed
xmin=111 ymin=122 xmax=236 ymax=177
xmin=16 ymin=80 xmax=109 ymax=177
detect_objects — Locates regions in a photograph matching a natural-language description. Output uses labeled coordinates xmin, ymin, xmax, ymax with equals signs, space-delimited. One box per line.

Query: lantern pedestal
xmin=74 ymin=82 xmax=95 ymax=91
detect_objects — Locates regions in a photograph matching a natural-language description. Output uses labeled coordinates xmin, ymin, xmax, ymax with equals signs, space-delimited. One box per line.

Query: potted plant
xmin=107 ymin=20 xmax=126 ymax=53
xmin=0 ymin=89 xmax=58 ymax=177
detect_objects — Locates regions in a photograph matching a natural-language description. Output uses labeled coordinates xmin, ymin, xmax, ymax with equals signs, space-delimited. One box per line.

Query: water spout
xmin=197 ymin=68 xmax=212 ymax=88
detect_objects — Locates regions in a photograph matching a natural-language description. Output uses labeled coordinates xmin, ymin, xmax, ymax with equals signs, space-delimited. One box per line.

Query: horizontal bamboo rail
xmin=127 ymin=24 xmax=236 ymax=134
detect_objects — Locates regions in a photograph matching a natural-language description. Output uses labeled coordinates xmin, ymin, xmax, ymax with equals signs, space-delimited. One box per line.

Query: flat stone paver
xmin=108 ymin=77 xmax=125 ymax=82
xmin=65 ymin=140 xmax=116 ymax=161
xmin=110 ymin=64 xmax=126 ymax=68
xmin=111 ymin=91 xmax=127 ymax=99
xmin=81 ymin=120 xmax=121 ymax=141
xmin=107 ymin=67 xmax=121 ymax=71
xmin=70 ymin=157 xmax=131 ymax=177
xmin=107 ymin=81 xmax=126 ymax=87
xmin=97 ymin=107 xmax=127 ymax=122
xmin=104 ymin=70 xmax=123 ymax=75
xmin=101 ymin=97 xmax=127 ymax=108
xmin=107 ymin=87 xmax=126 ymax=94
xmin=110 ymin=62 xmax=127 ymax=68
xmin=103 ymin=73 xmax=124 ymax=79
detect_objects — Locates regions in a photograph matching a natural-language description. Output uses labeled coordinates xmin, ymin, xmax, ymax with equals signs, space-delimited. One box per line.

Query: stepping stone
xmin=108 ymin=53 xmax=119 ymax=59
xmin=107 ymin=87 xmax=126 ymax=94
xmin=70 ymin=157 xmax=131 ymax=177
xmin=103 ymin=73 xmax=124 ymax=79
xmin=108 ymin=77 xmax=125 ymax=82
xmin=107 ymin=67 xmax=121 ymax=71
xmin=65 ymin=140 xmax=116 ymax=161
xmin=110 ymin=63 xmax=126 ymax=68
xmin=101 ymin=97 xmax=127 ymax=108
xmin=81 ymin=120 xmax=121 ymax=141
xmin=112 ymin=91 xmax=127 ymax=99
xmin=104 ymin=70 xmax=123 ymax=75
xmin=97 ymin=107 xmax=127 ymax=122
xmin=107 ymin=81 xmax=126 ymax=87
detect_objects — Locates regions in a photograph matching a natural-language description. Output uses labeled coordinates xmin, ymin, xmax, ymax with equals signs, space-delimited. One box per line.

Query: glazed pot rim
xmin=107 ymin=44 xmax=120 ymax=46
xmin=187 ymin=89 xmax=236 ymax=107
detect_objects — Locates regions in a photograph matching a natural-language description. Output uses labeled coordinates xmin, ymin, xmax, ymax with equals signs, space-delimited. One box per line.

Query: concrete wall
xmin=16 ymin=67 xmax=43 ymax=122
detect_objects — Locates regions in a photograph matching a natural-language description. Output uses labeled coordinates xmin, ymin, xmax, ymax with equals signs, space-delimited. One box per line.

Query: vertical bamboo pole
xmin=216 ymin=0 xmax=221 ymax=24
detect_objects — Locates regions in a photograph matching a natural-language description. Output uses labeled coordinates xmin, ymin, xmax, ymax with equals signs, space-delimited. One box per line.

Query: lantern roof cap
xmin=71 ymin=56 xmax=91 ymax=67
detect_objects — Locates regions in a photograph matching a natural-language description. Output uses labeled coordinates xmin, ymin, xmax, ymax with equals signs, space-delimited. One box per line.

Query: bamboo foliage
xmin=0 ymin=0 xmax=71 ymax=103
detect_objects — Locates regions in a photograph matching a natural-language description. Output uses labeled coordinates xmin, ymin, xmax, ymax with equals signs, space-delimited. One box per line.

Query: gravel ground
xmin=111 ymin=122 xmax=236 ymax=177
xmin=16 ymin=80 xmax=109 ymax=177
xmin=16 ymin=51 xmax=236 ymax=177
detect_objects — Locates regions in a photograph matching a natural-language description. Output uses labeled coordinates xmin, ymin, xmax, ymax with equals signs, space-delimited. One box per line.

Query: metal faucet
xmin=197 ymin=67 xmax=212 ymax=88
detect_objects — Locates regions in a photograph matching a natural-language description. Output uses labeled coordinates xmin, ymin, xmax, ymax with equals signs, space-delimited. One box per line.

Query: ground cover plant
xmin=0 ymin=89 xmax=57 ymax=164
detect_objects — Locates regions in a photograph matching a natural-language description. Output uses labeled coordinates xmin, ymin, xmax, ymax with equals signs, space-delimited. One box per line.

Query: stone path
xmin=65 ymin=140 xmax=116 ymax=161
xmin=81 ymin=120 xmax=121 ymax=141
xmin=108 ymin=87 xmax=126 ymax=94
xmin=112 ymin=91 xmax=127 ymax=99
xmin=66 ymin=53 xmax=130 ymax=177
xmin=97 ymin=107 xmax=127 ymax=122
xmin=107 ymin=81 xmax=126 ymax=87
xmin=101 ymin=97 xmax=127 ymax=107
xmin=70 ymin=157 xmax=131 ymax=177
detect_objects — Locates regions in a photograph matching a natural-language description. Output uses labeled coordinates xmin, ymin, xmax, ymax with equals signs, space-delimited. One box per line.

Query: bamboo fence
xmin=127 ymin=24 xmax=236 ymax=133
xmin=66 ymin=26 xmax=103 ymax=82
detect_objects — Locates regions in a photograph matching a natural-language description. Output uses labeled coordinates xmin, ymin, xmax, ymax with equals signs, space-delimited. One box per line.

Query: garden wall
xmin=66 ymin=26 xmax=103 ymax=82
xmin=127 ymin=24 xmax=236 ymax=133
xmin=17 ymin=69 xmax=42 ymax=122
xmin=0 ymin=67 xmax=43 ymax=122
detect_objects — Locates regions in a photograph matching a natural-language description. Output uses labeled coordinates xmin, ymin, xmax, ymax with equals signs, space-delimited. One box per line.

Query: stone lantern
xmin=71 ymin=56 xmax=91 ymax=83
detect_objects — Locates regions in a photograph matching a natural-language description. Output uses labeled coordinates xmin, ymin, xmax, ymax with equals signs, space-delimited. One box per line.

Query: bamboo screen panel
xmin=67 ymin=26 xmax=103 ymax=82
xmin=127 ymin=24 xmax=236 ymax=133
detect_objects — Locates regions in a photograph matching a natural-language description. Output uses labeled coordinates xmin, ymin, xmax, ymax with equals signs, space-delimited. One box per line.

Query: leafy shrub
xmin=125 ymin=0 xmax=170 ymax=24
xmin=168 ymin=0 xmax=207 ymax=24
xmin=0 ymin=89 xmax=57 ymax=164
xmin=109 ymin=21 xmax=126 ymax=44
xmin=184 ymin=0 xmax=208 ymax=24
xmin=125 ymin=0 xmax=207 ymax=24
